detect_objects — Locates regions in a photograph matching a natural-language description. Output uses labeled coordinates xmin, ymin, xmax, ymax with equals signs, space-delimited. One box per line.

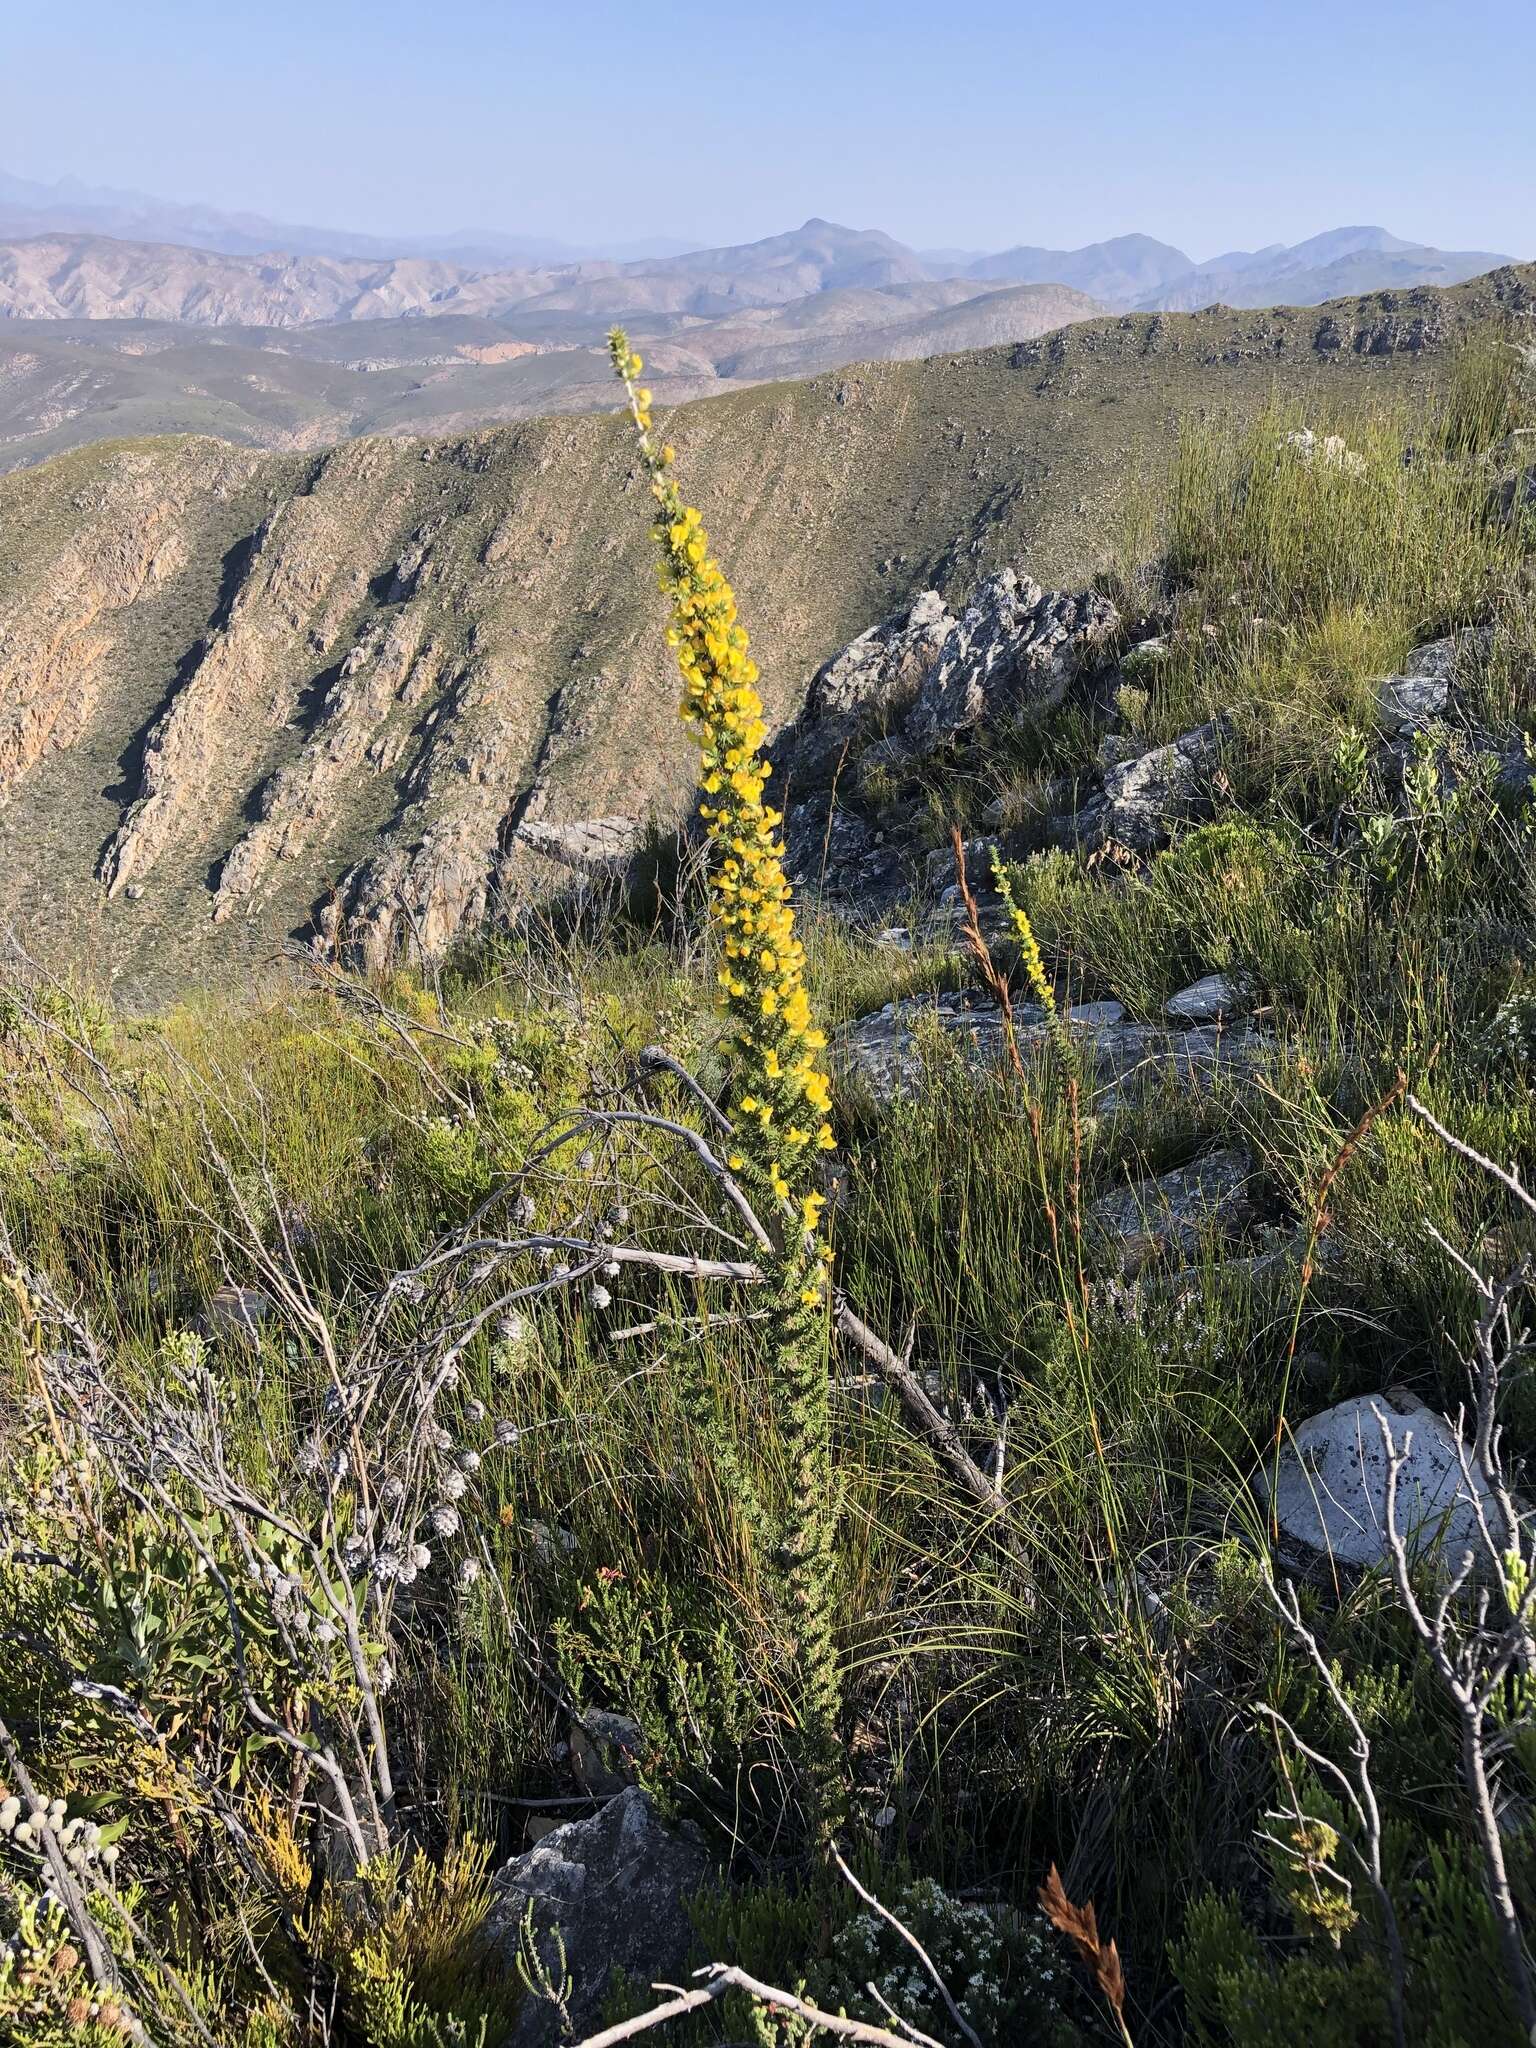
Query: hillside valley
xmin=1 ymin=263 xmax=1530 ymax=1004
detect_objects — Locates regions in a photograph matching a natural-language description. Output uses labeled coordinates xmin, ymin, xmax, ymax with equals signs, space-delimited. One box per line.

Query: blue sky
xmin=7 ymin=0 xmax=1533 ymax=259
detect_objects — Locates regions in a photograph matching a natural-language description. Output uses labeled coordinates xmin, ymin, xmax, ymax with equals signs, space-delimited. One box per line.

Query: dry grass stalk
xmin=1038 ymin=1863 xmax=1134 ymax=2046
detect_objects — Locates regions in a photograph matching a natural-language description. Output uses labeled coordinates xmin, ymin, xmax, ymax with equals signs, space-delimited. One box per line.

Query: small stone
xmin=569 ymin=1709 xmax=645 ymax=1795
xmin=1165 ymin=973 xmax=1250 ymax=1024
xmin=1067 ymin=999 xmax=1126 ymax=1029
xmin=195 ymin=1285 xmax=270 ymax=1349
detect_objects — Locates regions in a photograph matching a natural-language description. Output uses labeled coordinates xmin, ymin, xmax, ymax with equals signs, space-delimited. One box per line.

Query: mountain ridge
xmin=0 ymin=201 xmax=1519 ymax=331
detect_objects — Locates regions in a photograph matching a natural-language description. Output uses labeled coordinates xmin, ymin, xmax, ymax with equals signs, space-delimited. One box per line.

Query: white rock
xmin=1165 ymin=973 xmax=1249 ymax=1024
xmin=1068 ymin=999 xmax=1126 ymax=1028
xmin=1261 ymin=1388 xmax=1509 ymax=1574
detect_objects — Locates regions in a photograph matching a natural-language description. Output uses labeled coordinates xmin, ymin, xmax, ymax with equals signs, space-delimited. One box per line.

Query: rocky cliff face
xmin=0 ymin=269 xmax=1528 ymax=1000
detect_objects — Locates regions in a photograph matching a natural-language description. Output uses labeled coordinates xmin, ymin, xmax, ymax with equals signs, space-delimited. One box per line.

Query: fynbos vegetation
xmin=1 ymin=315 xmax=1535 ymax=2046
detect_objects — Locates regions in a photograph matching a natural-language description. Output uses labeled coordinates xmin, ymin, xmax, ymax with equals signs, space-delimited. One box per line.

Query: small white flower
xmin=441 ymin=1469 xmax=468 ymax=1500
xmin=411 ymin=1542 xmax=432 ymax=1570
xmin=458 ymin=1555 xmax=482 ymax=1588
xmin=588 ymin=1283 xmax=612 ymax=1311
xmin=430 ymin=1504 xmax=461 ymax=1538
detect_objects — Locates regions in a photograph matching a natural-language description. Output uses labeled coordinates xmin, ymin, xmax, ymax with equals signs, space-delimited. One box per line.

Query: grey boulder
xmin=1077 ymin=717 xmax=1230 ymax=852
xmin=487 ymin=1785 xmax=711 ymax=2044
xmin=1165 ymin=972 xmax=1251 ymax=1025
xmin=834 ymin=991 xmax=1266 ymax=1109
xmin=782 ymin=588 xmax=954 ymax=786
xmin=514 ymin=816 xmax=645 ymax=878
xmin=1090 ymin=1147 xmax=1254 ymax=1275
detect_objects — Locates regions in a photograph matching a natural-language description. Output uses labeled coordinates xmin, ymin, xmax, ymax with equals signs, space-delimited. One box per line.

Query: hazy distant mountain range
xmin=0 ymin=168 xmax=695 ymax=265
xmin=0 ymin=171 xmax=1518 ymax=323
xmin=0 ymin=176 xmax=1522 ymax=475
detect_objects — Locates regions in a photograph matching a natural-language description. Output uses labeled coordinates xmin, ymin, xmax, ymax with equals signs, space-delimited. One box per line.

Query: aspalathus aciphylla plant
xmin=607 ymin=328 xmax=844 ymax=1826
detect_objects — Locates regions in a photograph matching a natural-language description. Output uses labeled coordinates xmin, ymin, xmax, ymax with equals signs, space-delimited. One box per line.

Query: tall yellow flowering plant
xmin=607 ymin=329 xmax=843 ymax=1827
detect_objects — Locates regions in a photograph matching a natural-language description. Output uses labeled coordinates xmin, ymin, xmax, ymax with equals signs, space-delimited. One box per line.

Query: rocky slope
xmin=0 ymin=265 xmax=1529 ymax=1001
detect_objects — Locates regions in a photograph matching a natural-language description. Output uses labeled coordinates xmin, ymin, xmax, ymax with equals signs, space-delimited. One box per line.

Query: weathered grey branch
xmin=570 ymin=1964 xmax=946 ymax=2048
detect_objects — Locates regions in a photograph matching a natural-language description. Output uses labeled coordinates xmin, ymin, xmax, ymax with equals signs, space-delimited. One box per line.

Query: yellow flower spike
xmin=608 ymin=321 xmax=839 ymax=1300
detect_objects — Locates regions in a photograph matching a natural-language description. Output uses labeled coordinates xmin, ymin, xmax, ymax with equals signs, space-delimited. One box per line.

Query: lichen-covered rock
xmin=1259 ymin=1388 xmax=1511 ymax=1576
xmin=514 ymin=816 xmax=645 ymax=878
xmin=834 ymin=990 xmax=1268 ymax=1107
xmin=486 ymin=1787 xmax=712 ymax=2045
xmin=779 ymin=588 xmax=955 ymax=787
xmin=1165 ymin=972 xmax=1251 ymax=1024
xmin=1374 ymin=632 xmax=1473 ymax=734
xmin=568 ymin=1710 xmax=646 ymax=1796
